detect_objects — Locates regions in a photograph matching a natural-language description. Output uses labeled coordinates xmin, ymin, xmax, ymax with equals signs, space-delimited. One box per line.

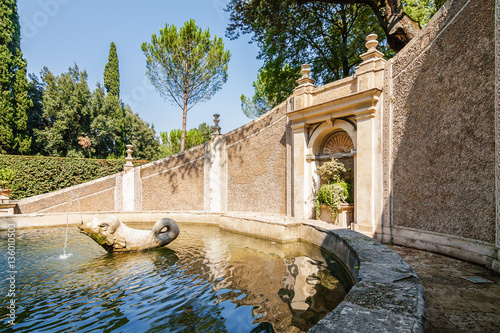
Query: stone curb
xmin=308 ymin=227 xmax=425 ymax=332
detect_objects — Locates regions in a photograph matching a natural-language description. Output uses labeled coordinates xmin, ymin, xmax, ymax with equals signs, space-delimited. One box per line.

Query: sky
xmin=17 ymin=0 xmax=263 ymax=136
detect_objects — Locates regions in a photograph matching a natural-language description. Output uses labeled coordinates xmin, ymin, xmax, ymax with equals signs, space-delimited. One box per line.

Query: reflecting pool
xmin=0 ymin=223 xmax=351 ymax=332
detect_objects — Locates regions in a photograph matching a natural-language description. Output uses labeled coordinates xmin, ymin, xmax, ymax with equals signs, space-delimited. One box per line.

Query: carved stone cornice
xmin=288 ymin=88 xmax=382 ymax=124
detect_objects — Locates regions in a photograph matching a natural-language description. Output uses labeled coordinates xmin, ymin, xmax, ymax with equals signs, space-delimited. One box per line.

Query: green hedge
xmin=0 ymin=155 xmax=146 ymax=200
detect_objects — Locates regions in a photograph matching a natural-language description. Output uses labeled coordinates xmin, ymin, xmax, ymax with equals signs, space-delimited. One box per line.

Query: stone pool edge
xmin=0 ymin=211 xmax=425 ymax=332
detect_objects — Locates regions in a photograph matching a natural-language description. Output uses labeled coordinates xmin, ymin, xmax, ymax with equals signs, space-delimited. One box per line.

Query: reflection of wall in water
xmin=281 ymin=257 xmax=320 ymax=311
xmin=279 ymin=256 xmax=346 ymax=331
xmin=202 ymin=234 xmax=231 ymax=291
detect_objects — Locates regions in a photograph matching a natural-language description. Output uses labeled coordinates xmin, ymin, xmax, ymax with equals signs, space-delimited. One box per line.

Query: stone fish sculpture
xmin=78 ymin=216 xmax=180 ymax=252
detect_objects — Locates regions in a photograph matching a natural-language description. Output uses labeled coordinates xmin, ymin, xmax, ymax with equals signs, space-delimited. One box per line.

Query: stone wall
xmin=16 ymin=103 xmax=289 ymax=216
xmin=389 ymin=0 xmax=495 ymax=243
xmin=17 ymin=174 xmax=118 ymax=214
xmin=140 ymin=146 xmax=206 ymax=211
xmin=226 ymin=104 xmax=288 ymax=214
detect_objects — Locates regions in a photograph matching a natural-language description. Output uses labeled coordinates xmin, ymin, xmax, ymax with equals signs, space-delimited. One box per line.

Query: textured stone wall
xmin=226 ymin=105 xmax=288 ymax=213
xmin=390 ymin=0 xmax=495 ymax=242
xmin=141 ymin=146 xmax=205 ymax=211
xmin=17 ymin=176 xmax=117 ymax=214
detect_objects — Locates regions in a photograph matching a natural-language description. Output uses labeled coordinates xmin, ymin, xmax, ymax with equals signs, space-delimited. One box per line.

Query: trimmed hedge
xmin=0 ymin=155 xmax=146 ymax=200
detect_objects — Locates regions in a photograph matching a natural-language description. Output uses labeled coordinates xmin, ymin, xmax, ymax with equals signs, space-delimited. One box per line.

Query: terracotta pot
xmin=0 ymin=189 xmax=12 ymax=198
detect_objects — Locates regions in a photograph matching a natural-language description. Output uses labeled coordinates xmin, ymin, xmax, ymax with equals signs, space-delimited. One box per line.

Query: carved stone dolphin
xmin=78 ymin=216 xmax=180 ymax=252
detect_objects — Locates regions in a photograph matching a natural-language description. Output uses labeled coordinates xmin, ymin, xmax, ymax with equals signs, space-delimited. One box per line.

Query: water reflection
xmin=0 ymin=224 xmax=350 ymax=333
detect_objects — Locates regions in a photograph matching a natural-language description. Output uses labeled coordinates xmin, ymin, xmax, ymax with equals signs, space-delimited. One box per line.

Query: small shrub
xmin=314 ymin=158 xmax=352 ymax=220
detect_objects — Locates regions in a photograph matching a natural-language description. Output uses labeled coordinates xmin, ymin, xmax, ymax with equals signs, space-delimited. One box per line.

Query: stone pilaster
xmin=204 ymin=114 xmax=227 ymax=212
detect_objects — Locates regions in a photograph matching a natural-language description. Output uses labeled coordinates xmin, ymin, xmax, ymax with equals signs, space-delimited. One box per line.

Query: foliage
xmin=227 ymin=0 xmax=393 ymax=118
xmin=314 ymin=158 xmax=352 ymax=220
xmin=314 ymin=183 xmax=348 ymax=220
xmin=196 ymin=122 xmax=215 ymax=142
xmin=123 ymin=106 xmax=160 ymax=160
xmin=33 ymin=65 xmax=92 ymax=157
xmin=0 ymin=168 xmax=16 ymax=189
xmin=88 ymin=83 xmax=124 ymax=158
xmin=142 ymin=19 xmax=230 ymax=152
xmin=402 ymin=0 xmax=444 ymax=27
xmin=0 ymin=154 xmax=129 ymax=199
xmin=104 ymin=42 xmax=120 ymax=97
xmin=28 ymin=64 xmax=158 ymax=160
xmin=241 ymin=64 xmax=300 ymax=118
xmin=27 ymin=73 xmax=44 ymax=154
xmin=160 ymin=123 xmax=214 ymax=156
xmin=296 ymin=0 xmax=421 ymax=52
xmin=0 ymin=0 xmax=32 ymax=154
xmin=316 ymin=158 xmax=347 ymax=184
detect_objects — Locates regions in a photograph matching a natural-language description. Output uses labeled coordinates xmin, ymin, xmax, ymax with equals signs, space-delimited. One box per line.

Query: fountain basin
xmin=0 ymin=211 xmax=425 ymax=332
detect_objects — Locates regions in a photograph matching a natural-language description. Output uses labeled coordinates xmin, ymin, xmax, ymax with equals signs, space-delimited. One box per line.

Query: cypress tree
xmin=0 ymin=0 xmax=32 ymax=154
xmin=104 ymin=42 xmax=120 ymax=97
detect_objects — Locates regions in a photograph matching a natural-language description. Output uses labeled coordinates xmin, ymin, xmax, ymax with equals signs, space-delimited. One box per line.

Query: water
xmin=61 ymin=191 xmax=83 ymax=260
xmin=0 ymin=223 xmax=351 ymax=332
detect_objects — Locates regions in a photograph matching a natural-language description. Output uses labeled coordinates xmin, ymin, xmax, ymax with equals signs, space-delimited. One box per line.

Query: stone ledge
xmin=309 ymin=302 xmax=423 ymax=333
xmin=303 ymin=224 xmax=425 ymax=332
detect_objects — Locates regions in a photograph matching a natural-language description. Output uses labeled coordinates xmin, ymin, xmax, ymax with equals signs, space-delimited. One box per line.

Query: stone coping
xmin=0 ymin=211 xmax=425 ymax=332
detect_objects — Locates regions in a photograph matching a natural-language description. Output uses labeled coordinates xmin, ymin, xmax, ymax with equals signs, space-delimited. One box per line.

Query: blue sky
xmin=17 ymin=0 xmax=262 ymax=136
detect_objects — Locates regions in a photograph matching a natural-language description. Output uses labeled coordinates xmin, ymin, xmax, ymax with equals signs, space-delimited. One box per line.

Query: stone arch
xmin=309 ymin=119 xmax=357 ymax=154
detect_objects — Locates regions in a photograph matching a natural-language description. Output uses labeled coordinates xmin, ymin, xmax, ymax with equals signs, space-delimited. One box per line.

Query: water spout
xmin=61 ymin=190 xmax=82 ymax=259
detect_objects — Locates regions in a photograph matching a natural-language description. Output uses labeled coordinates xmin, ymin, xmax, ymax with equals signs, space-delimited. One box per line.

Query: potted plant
xmin=314 ymin=158 xmax=352 ymax=221
xmin=0 ymin=168 xmax=16 ymax=198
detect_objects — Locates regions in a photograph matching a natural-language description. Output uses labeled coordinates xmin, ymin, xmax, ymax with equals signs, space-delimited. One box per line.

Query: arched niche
xmin=309 ymin=126 xmax=356 ymax=208
xmin=308 ymin=119 xmax=357 ymax=154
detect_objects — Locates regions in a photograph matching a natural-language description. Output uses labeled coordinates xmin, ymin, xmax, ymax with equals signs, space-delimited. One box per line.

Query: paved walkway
xmin=390 ymin=245 xmax=500 ymax=332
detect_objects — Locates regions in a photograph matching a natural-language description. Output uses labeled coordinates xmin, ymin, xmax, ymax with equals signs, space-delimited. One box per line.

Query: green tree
xmin=88 ymin=84 xmax=123 ymax=158
xmin=0 ymin=0 xmax=32 ymax=154
xmin=294 ymin=0 xmax=418 ymax=51
xmin=160 ymin=123 xmax=214 ymax=156
xmin=228 ymin=1 xmax=391 ymax=117
xmin=296 ymin=0 xmax=446 ymax=51
xmin=30 ymin=63 xmax=159 ymax=160
xmin=34 ymin=65 xmax=92 ymax=157
xmin=142 ymin=19 xmax=231 ymax=152
xmin=402 ymin=0 xmax=444 ymax=28
xmin=196 ymin=122 xmax=215 ymax=143
xmin=241 ymin=63 xmax=299 ymax=118
xmin=104 ymin=42 xmax=120 ymax=97
xmin=123 ymin=105 xmax=159 ymax=160
xmin=27 ymin=73 xmax=45 ymax=154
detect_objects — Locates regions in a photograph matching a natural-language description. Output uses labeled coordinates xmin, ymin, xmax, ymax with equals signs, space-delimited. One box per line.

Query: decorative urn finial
xmin=213 ymin=114 xmax=221 ymax=136
xmin=124 ymin=144 xmax=134 ymax=171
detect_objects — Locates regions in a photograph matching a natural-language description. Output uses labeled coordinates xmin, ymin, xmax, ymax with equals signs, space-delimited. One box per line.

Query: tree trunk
xmin=181 ymin=97 xmax=188 ymax=152
xmin=298 ymin=0 xmax=421 ymax=52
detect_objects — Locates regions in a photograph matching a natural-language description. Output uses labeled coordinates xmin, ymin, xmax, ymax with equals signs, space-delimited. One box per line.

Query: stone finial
xmin=212 ymin=114 xmax=221 ymax=136
xmin=124 ymin=144 xmax=134 ymax=171
xmin=300 ymin=64 xmax=311 ymax=79
xmin=360 ymin=34 xmax=384 ymax=62
xmin=365 ymin=34 xmax=379 ymax=51
xmin=296 ymin=64 xmax=315 ymax=87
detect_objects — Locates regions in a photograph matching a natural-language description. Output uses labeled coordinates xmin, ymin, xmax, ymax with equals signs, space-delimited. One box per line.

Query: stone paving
xmin=391 ymin=245 xmax=500 ymax=332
